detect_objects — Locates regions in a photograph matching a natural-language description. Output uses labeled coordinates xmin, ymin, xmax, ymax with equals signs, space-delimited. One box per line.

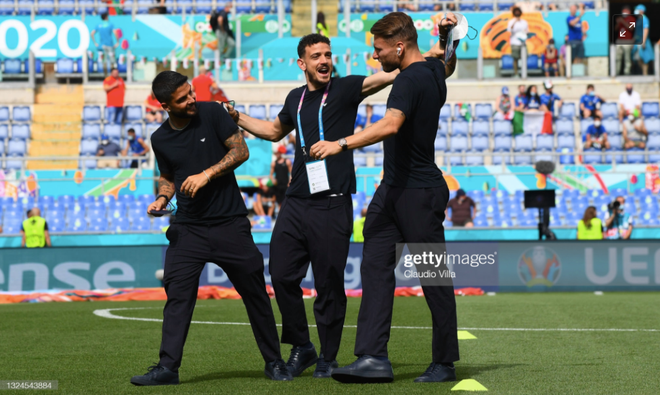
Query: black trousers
xmin=159 ymin=217 xmax=281 ymax=372
xmin=269 ymin=195 xmax=353 ymax=361
xmin=354 ymin=183 xmax=460 ymax=364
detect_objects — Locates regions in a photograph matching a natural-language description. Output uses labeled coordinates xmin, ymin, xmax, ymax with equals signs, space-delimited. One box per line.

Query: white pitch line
xmin=93 ymin=307 xmax=660 ymax=333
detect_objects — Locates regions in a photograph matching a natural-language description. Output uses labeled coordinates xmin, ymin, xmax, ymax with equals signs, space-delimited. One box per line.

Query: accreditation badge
xmin=305 ymin=160 xmax=331 ymax=194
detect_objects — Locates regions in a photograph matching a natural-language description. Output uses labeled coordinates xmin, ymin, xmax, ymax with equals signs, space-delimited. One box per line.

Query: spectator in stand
xmin=507 ymin=7 xmax=528 ymax=78
xmin=632 ymin=4 xmax=653 ymax=76
xmin=577 ymin=206 xmax=603 ymax=240
xmin=615 ymin=6 xmax=635 ymax=76
xmin=446 ymin=189 xmax=476 ymax=228
xmin=269 ymin=145 xmax=292 ymax=209
xmin=192 ymin=67 xmax=218 ymax=102
xmin=144 ymin=91 xmax=165 ymax=123
xmin=514 ymin=84 xmax=528 ymax=111
xmin=543 ymin=39 xmax=558 ymax=77
xmin=90 ymin=13 xmax=119 ymax=74
xmin=524 ymin=85 xmax=542 ymax=111
xmin=96 ymin=134 xmax=121 ymax=168
xmin=354 ymin=104 xmax=382 ymax=133
xmin=579 ymin=84 xmax=604 ymax=119
xmin=540 ymin=80 xmax=562 ymax=115
xmin=253 ymin=180 xmax=276 ymax=218
xmin=21 ymin=208 xmax=51 ymax=248
xmin=567 ymin=3 xmax=585 ymax=64
xmin=103 ymin=67 xmax=125 ymax=124
xmin=210 ymin=4 xmax=235 ymax=61
xmin=604 ymin=196 xmax=633 ymax=240
xmin=494 ymin=86 xmax=514 ymax=121
xmin=122 ymin=128 xmax=150 ymax=168
xmin=584 ymin=115 xmax=610 ymax=150
xmin=618 ymin=84 xmax=647 ymax=144
xmin=353 ymin=208 xmax=367 ymax=243
xmin=316 ymin=12 xmax=329 ymax=37
xmin=558 ymin=34 xmax=568 ymax=77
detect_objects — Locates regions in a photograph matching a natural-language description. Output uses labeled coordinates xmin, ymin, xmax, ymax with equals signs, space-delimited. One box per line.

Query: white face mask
xmin=594 ymin=121 xmax=601 ymax=127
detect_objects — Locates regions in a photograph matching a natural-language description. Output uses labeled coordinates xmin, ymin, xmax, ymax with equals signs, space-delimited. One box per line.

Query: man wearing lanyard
xmin=311 ymin=12 xmax=458 ymax=383
xmin=227 ymin=33 xmax=447 ymax=379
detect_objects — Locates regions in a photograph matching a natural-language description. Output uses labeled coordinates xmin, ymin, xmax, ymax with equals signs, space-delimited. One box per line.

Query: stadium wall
xmin=3 ymin=241 xmax=660 ymax=293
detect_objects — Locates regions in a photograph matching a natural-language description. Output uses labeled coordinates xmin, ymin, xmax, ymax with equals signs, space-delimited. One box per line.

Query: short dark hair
xmin=370 ymin=12 xmax=418 ymax=45
xmin=110 ymin=67 xmax=118 ymax=73
xmin=297 ymin=34 xmax=330 ymax=58
xmin=101 ymin=12 xmax=108 ymax=20
xmin=127 ymin=128 xmax=136 ymax=134
xmin=152 ymin=71 xmax=189 ymax=103
xmin=587 ymin=84 xmax=595 ymax=90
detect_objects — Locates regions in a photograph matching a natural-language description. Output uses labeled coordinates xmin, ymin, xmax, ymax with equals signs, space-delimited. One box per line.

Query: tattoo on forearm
xmin=158 ymin=176 xmax=175 ymax=198
xmin=445 ymin=54 xmax=457 ymax=78
xmin=386 ymin=108 xmax=405 ymax=118
xmin=209 ymin=129 xmax=249 ymax=179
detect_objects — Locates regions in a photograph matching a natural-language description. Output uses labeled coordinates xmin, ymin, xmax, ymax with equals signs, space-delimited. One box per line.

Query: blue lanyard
xmin=296 ymin=79 xmax=331 ymax=156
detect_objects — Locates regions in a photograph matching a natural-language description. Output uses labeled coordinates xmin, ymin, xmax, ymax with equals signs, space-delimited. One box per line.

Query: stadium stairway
xmin=28 ymin=85 xmax=84 ymax=170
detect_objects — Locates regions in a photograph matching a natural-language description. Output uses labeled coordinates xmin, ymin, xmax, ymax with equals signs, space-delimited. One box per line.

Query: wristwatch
xmin=338 ymin=138 xmax=348 ymax=151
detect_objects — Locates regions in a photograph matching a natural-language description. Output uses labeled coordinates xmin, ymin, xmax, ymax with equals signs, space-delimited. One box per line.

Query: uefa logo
xmin=517 ymin=246 xmax=561 ymax=287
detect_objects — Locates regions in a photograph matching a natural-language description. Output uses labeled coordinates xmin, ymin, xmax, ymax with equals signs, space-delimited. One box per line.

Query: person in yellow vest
xmin=353 ymin=208 xmax=367 ymax=243
xmin=577 ymin=206 xmax=603 ymax=240
xmin=21 ymin=208 xmax=52 ymax=248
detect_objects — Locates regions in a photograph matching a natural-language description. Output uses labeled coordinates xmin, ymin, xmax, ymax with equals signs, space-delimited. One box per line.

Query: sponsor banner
xmin=0 ymin=246 xmax=164 ymax=292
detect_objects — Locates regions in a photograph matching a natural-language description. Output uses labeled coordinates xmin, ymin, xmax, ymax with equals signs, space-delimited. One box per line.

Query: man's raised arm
xmin=225 ymin=103 xmax=294 ymax=142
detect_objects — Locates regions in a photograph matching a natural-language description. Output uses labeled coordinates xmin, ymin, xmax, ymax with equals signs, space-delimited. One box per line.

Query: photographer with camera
xmin=603 ymin=196 xmax=633 ymax=240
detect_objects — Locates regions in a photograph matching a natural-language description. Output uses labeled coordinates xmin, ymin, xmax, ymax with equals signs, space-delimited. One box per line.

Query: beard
xmin=170 ymin=105 xmax=197 ymax=119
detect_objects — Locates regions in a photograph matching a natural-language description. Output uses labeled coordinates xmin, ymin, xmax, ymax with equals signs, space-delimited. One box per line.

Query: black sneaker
xmin=285 ymin=343 xmax=318 ymax=377
xmin=313 ymin=353 xmax=338 ymax=378
xmin=265 ymin=358 xmax=294 ymax=381
xmin=414 ymin=362 xmax=456 ymax=383
xmin=130 ymin=364 xmax=179 ymax=386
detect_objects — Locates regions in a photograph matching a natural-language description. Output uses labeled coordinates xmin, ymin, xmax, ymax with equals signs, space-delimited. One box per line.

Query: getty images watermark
xmin=395 ymin=243 xmax=499 ymax=287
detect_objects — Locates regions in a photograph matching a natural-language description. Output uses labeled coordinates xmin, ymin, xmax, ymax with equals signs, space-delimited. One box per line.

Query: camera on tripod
xmin=607 ymin=200 xmax=621 ymax=212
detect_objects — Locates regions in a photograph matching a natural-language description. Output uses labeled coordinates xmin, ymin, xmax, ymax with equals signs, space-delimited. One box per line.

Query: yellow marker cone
xmin=451 ymin=379 xmax=488 ymax=391
xmin=457 ymin=331 xmax=477 ymax=340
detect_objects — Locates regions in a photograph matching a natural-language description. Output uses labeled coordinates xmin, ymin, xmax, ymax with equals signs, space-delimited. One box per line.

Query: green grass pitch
xmin=1 ymin=293 xmax=660 ymax=394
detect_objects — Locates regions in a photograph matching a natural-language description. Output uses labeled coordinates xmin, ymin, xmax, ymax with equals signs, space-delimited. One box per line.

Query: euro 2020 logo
xmin=517 ymin=246 xmax=561 ymax=287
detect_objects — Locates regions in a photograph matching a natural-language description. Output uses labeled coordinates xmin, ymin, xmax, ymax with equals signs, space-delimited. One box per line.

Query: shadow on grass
xmin=186 ymin=370 xmax=266 ymax=383
xmin=394 ymin=363 xmax=523 ymax=380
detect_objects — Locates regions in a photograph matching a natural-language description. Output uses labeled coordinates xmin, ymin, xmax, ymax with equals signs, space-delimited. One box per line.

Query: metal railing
xmin=2 ymin=154 xmax=154 ymax=173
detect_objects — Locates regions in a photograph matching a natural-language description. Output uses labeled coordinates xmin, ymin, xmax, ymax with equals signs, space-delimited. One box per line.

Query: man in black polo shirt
xmin=130 ymin=71 xmax=291 ymax=386
xmin=310 ymin=12 xmax=459 ymax=383
xmin=228 ymin=34 xmax=447 ymax=379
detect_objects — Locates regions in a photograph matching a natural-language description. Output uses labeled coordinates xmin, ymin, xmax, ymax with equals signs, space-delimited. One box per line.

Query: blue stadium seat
xmin=118 ymin=195 xmax=135 ymax=205
xmin=0 ymin=124 xmax=8 ymax=142
xmin=80 ymin=139 xmax=98 ymax=155
xmin=136 ymin=0 xmax=151 ymax=13
xmin=514 ymin=135 xmax=532 ymax=151
xmin=434 ymin=136 xmax=447 ymax=151
xmin=580 ymin=118 xmax=594 ymax=136
xmin=452 ymin=120 xmax=469 ymax=136
xmin=557 ymin=148 xmax=575 ymax=164
xmin=0 ymin=107 xmax=9 ymax=122
xmin=527 ymin=55 xmax=540 ymax=71
xmin=474 ymin=104 xmax=492 ymax=120
xmin=608 ymin=134 xmax=623 ymax=151
xmin=363 ymin=142 xmax=382 ymax=153
xmin=471 ymin=134 xmax=488 ymax=151
xmin=439 ymin=105 xmax=452 ymax=121
xmin=66 ymin=217 xmax=87 ymax=232
xmin=492 ymin=149 xmax=511 ymax=165
xmin=82 ymin=123 xmax=101 ymax=140
xmin=98 ymin=195 xmax=115 ymax=206
xmin=78 ymin=195 xmax=96 ymax=206
xmin=372 ymin=105 xmax=386 ymax=118
xmin=602 ymin=118 xmax=620 ymax=135
xmin=559 ymin=103 xmax=576 ymax=120
xmin=89 ymin=217 xmax=108 ymax=232
xmin=438 ymin=121 xmax=449 ymax=137
xmin=130 ymin=216 xmax=151 ymax=231
xmin=600 ymin=103 xmax=618 ymax=120
xmin=55 ymin=58 xmax=76 ymax=74
xmin=478 ymin=0 xmax=494 ymax=11
xmin=450 ymin=135 xmax=468 ymax=152
xmin=536 ymin=134 xmax=553 ymax=150
xmin=110 ymin=217 xmax=130 ymax=232
xmin=0 ymin=0 xmax=14 ymax=15
xmin=58 ymin=0 xmax=75 ymax=14
xmin=249 ymin=105 xmax=267 ymax=120
xmin=608 ymin=188 xmax=627 ymax=197
xmin=493 ymin=120 xmax=512 ymax=135
xmin=252 ymin=215 xmax=272 ymax=230
xmin=465 ymin=149 xmax=484 ymax=166
xmin=2 ymin=219 xmax=22 ymax=234
xmin=359 ymin=0 xmax=376 ymax=12
xmin=642 ymin=102 xmax=659 ymax=118
xmin=11 ymin=124 xmax=30 ymax=140
xmin=268 ymin=104 xmax=283 ymax=120
xmin=582 ymin=148 xmax=602 ymax=164
xmin=535 ymin=149 xmax=553 ymax=162
xmin=138 ymin=194 xmax=155 ymax=205
xmin=493 ymin=135 xmax=511 ymax=151
xmin=555 ymin=119 xmax=573 ymax=135
xmin=625 ymin=148 xmax=645 ymax=164
xmin=473 ymin=216 xmax=489 ymax=227
xmin=494 ymin=218 xmax=514 ymax=227
xmin=513 ymin=152 xmax=532 ymax=165
xmin=83 ymin=106 xmax=101 ymax=122
xmin=459 ymin=1 xmax=475 ymax=11
xmin=646 ymin=118 xmax=660 ymax=134
xmin=12 ymin=106 xmax=30 ymax=122
xmin=4 ymin=59 xmax=22 ymax=74
xmin=17 ymin=0 xmax=33 ymax=15
xmin=501 ymin=55 xmax=514 ymax=71
xmin=108 ymin=206 xmax=127 ymax=220
xmin=37 ymin=0 xmax=54 ymax=14
xmin=7 ymin=139 xmax=26 ymax=155
xmin=152 ymin=216 xmax=170 ymax=230
xmin=104 ymin=124 xmax=121 ymax=140
xmin=378 ymin=1 xmax=392 ymax=12
xmin=123 ymin=123 xmax=143 ymax=138
xmin=587 ymin=189 xmax=605 ymax=199
xmin=47 ymin=217 xmax=65 ymax=232
xmin=124 ymin=105 xmax=143 ymax=122
xmin=557 ymin=134 xmax=575 ymax=149
xmin=472 ymin=120 xmax=490 ymax=136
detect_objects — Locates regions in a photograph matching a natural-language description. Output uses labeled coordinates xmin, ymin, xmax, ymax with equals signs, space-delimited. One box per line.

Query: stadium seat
xmin=471 ymin=134 xmax=488 ymax=151
xmin=55 ymin=58 xmax=76 ymax=74
xmin=452 ymin=120 xmax=469 ymax=136
xmin=465 ymin=150 xmax=484 ymax=166
xmin=0 ymin=0 xmax=14 ymax=14
xmin=493 ymin=120 xmax=512 ymax=135
xmin=82 ymin=123 xmax=101 ymax=140
xmin=359 ymin=0 xmax=376 ymax=12
xmin=4 ymin=59 xmax=22 ymax=74
xmin=268 ymin=104 xmax=283 ymax=120
xmin=109 ymin=217 xmax=129 ymax=233
xmin=249 ymin=105 xmax=267 ymax=120
xmin=80 ymin=139 xmax=98 ymax=155
xmin=37 ymin=0 xmax=54 ymax=14
xmin=513 ymin=152 xmax=532 ymax=165
xmin=2 ymin=219 xmax=22 ymax=234
xmin=108 ymin=206 xmax=127 ymax=220
xmin=600 ymin=103 xmax=618 ymax=119
xmin=138 ymin=194 xmax=155 ymax=206
xmin=646 ymin=118 xmax=660 ymax=134
xmin=555 ymin=119 xmax=573 ymax=135
xmin=602 ymin=119 xmax=620 ymax=135
xmin=438 ymin=121 xmax=449 ymax=136
xmin=580 ymin=118 xmax=594 ymax=135
xmin=124 ymin=106 xmax=143 ymax=122
xmin=11 ymin=124 xmax=30 ymax=140
xmin=450 ymin=135 xmax=468 ymax=152
xmin=58 ymin=0 xmax=75 ymax=14
xmin=501 ymin=55 xmax=514 ymax=72
xmin=7 ymin=139 xmax=27 ymax=155
xmin=130 ymin=216 xmax=151 ymax=231
xmin=0 ymin=107 xmax=9 ymax=122
xmin=434 ymin=136 xmax=447 ymax=151
xmin=493 ymin=135 xmax=512 ymax=151
xmin=472 ymin=120 xmax=490 ymax=136
xmin=559 ymin=103 xmax=576 ymax=119
xmin=362 ymin=142 xmax=382 ymax=153
xmin=123 ymin=123 xmax=143 ymax=138
xmin=439 ymin=105 xmax=452 ymax=121
xmin=353 ymin=156 xmax=366 ymax=167
xmin=252 ymin=216 xmax=272 ymax=230
xmin=117 ymin=195 xmax=135 ymax=205
xmin=557 ymin=148 xmax=575 ymax=164
xmin=12 ymin=106 xmax=30 ymax=122
xmin=152 ymin=216 xmax=170 ymax=230
xmin=625 ymin=148 xmax=645 ymax=164
xmin=642 ymin=102 xmax=659 ymax=118
xmin=582 ymin=148 xmax=602 ymax=164
xmin=527 ymin=55 xmax=540 ymax=71
xmin=557 ymin=134 xmax=575 ymax=149
xmin=536 ymin=134 xmax=553 ymax=150
xmin=514 ymin=135 xmax=533 ymax=151
xmin=535 ymin=149 xmax=553 ymax=162
xmin=0 ymin=124 xmax=8 ymax=142
xmin=474 ymin=104 xmax=492 ymax=120
xmin=587 ymin=189 xmax=605 ymax=199
xmin=492 ymin=149 xmax=511 ymax=165
xmin=67 ymin=217 xmax=88 ymax=232
xmin=88 ymin=217 xmax=108 ymax=232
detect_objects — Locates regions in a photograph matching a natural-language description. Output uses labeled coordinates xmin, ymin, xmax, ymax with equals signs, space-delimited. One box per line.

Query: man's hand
xmin=181 ymin=173 xmax=210 ymax=198
xmin=147 ymin=196 xmax=168 ymax=216
xmin=309 ymin=140 xmax=342 ymax=160
xmin=222 ymin=101 xmax=240 ymax=123
xmin=438 ymin=12 xmax=458 ymax=38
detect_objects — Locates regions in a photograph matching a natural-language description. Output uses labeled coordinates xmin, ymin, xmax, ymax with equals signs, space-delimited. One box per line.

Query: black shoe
xmin=414 ymin=362 xmax=456 ymax=383
xmin=130 ymin=364 xmax=179 ymax=386
xmin=331 ymin=355 xmax=394 ymax=383
xmin=285 ymin=343 xmax=318 ymax=377
xmin=313 ymin=353 xmax=338 ymax=378
xmin=264 ymin=359 xmax=294 ymax=381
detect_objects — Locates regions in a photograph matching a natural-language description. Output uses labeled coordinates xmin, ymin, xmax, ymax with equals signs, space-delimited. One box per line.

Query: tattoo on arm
xmin=209 ymin=129 xmax=249 ymax=179
xmin=158 ymin=175 xmax=175 ymax=199
xmin=445 ymin=54 xmax=457 ymax=78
